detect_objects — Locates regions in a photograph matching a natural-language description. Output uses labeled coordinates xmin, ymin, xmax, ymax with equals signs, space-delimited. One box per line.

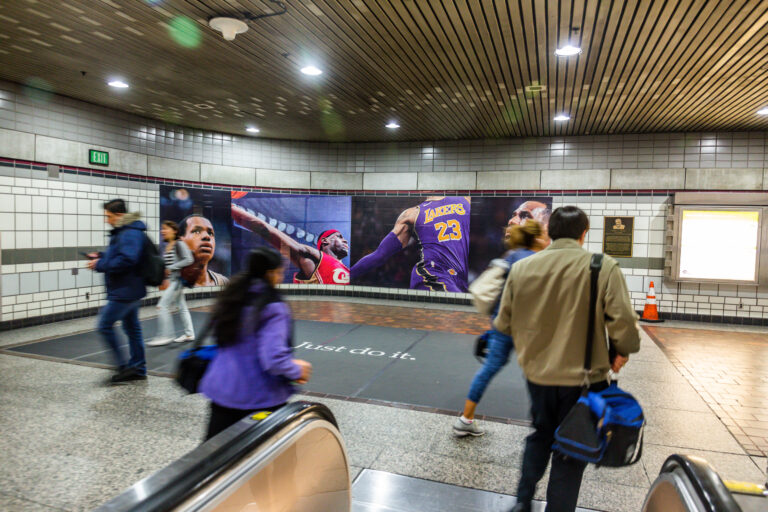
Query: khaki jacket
xmin=493 ymin=238 xmax=640 ymax=386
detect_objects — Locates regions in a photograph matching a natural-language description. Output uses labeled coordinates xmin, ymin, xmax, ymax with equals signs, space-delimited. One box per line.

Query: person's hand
xmin=292 ymin=359 xmax=312 ymax=384
xmin=86 ymin=258 xmax=99 ymax=270
xmin=164 ymin=268 xmax=170 ymax=277
xmin=611 ymin=354 xmax=629 ymax=373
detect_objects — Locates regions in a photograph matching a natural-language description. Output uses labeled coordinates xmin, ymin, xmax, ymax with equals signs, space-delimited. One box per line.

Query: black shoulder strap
xmin=583 ymin=253 xmax=604 ymax=378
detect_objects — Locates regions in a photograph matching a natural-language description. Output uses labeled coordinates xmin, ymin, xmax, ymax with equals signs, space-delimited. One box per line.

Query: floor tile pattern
xmin=197 ymin=300 xmax=490 ymax=335
xmin=3 ymin=326 xmax=767 ymax=512
xmin=644 ymin=325 xmax=768 ymax=457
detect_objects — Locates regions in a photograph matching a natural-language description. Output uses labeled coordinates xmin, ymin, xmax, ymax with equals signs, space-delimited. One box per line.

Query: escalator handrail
xmin=660 ymin=454 xmax=742 ymax=512
xmin=94 ymin=401 xmax=339 ymax=512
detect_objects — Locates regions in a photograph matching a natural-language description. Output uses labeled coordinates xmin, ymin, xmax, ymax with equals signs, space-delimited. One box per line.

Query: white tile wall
xmin=476 ymin=171 xmax=540 ymax=190
xmin=310 ymin=172 xmax=362 ymax=190
xmin=0 ymin=79 xmax=766 ymax=180
xmin=0 ymin=166 xmax=160 ymax=322
xmin=552 ymin=194 xmax=768 ymax=320
xmin=1 ymin=75 xmax=768 ymax=323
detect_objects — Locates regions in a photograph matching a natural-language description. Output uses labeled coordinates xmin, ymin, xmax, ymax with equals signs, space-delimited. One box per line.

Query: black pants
xmin=517 ymin=380 xmax=609 ymax=512
xmin=205 ymin=402 xmax=285 ymax=441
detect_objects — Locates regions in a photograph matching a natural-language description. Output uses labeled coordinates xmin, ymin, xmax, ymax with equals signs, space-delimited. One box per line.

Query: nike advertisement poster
xmin=160 ymin=185 xmax=551 ymax=292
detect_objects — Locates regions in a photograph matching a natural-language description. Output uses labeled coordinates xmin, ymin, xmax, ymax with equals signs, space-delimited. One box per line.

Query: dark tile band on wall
xmin=2 ymin=248 xmax=104 ymax=265
xmin=616 ymin=257 xmax=665 ymax=270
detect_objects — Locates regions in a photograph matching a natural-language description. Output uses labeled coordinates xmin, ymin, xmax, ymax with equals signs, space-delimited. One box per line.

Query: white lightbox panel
xmin=678 ymin=209 xmax=760 ymax=282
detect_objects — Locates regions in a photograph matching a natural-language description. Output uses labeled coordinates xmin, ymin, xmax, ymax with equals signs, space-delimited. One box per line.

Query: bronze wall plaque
xmin=603 ymin=216 xmax=634 ymax=257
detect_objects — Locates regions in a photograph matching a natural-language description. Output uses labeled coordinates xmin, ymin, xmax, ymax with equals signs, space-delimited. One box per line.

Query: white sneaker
xmin=174 ymin=334 xmax=194 ymax=343
xmin=147 ymin=337 xmax=174 ymax=347
xmin=452 ymin=417 xmax=484 ymax=437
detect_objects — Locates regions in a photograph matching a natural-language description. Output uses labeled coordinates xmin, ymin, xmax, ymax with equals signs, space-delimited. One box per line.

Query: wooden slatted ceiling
xmin=0 ymin=0 xmax=766 ymax=142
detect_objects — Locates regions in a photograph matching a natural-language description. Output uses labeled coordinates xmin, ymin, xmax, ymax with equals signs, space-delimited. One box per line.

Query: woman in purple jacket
xmin=200 ymin=247 xmax=313 ymax=440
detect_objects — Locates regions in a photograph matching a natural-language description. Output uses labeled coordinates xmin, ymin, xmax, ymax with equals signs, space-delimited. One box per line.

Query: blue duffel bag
xmin=553 ymin=381 xmax=644 ymax=466
xmin=176 ymin=345 xmax=218 ymax=394
xmin=175 ymin=318 xmax=217 ymax=394
xmin=552 ymin=253 xmax=644 ymax=467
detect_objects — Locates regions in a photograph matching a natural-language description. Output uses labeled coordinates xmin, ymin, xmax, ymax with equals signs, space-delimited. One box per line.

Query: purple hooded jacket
xmin=200 ymin=283 xmax=302 ymax=410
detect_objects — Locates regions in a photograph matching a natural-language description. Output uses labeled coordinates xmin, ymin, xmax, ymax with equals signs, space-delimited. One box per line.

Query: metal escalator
xmin=95 ymin=403 xmax=768 ymax=512
xmin=643 ymin=454 xmax=766 ymax=512
xmin=94 ymin=401 xmax=350 ymax=512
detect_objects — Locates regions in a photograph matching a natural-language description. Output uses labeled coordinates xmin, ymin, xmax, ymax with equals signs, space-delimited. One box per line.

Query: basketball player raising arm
xmin=350 ymin=206 xmax=417 ymax=278
xmin=231 ymin=204 xmax=350 ymax=285
xmin=352 ymin=196 xmax=471 ymax=292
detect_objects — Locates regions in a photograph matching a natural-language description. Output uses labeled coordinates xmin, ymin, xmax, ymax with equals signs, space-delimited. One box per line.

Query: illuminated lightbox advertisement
xmin=678 ymin=210 xmax=760 ymax=282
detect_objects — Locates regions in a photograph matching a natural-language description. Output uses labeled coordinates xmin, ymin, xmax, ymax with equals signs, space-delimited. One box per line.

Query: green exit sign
xmin=89 ymin=149 xmax=109 ymax=166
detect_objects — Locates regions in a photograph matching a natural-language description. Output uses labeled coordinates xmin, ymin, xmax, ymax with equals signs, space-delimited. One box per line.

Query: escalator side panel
xmin=642 ymin=473 xmax=702 ymax=512
xmin=178 ymin=419 xmax=350 ymax=512
xmin=94 ymin=402 xmax=346 ymax=512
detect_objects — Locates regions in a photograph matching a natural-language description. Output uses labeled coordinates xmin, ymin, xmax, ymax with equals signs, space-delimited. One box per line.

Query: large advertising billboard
xmin=160 ymin=185 xmax=551 ymax=291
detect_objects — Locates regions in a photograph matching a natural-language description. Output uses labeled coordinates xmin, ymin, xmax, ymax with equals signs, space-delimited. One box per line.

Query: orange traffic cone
xmin=640 ymin=281 xmax=664 ymax=323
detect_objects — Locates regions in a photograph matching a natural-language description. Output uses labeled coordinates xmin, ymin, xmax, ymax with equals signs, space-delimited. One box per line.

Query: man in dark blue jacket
xmin=87 ymin=199 xmax=148 ymax=383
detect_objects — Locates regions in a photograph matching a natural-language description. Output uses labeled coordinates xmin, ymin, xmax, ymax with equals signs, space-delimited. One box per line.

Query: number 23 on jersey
xmin=434 ymin=220 xmax=462 ymax=242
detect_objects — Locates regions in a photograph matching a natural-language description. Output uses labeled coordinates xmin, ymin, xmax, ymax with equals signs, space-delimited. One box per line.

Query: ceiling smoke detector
xmin=209 ymin=17 xmax=248 ymax=41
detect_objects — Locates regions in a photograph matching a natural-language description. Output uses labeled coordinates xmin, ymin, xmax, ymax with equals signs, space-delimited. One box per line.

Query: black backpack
xmin=141 ymin=233 xmax=166 ymax=286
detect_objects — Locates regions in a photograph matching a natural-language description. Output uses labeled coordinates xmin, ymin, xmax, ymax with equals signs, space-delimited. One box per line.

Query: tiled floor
xmin=1 ymin=301 xmax=766 ymax=512
xmin=4 ymin=313 xmax=532 ymax=421
xmin=204 ymin=299 xmax=491 ymax=335
xmin=644 ymin=325 xmax=768 ymax=457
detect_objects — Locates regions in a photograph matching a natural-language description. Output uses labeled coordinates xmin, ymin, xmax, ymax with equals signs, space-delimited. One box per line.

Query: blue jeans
xmin=97 ymin=299 xmax=146 ymax=375
xmin=467 ymin=330 xmax=513 ymax=403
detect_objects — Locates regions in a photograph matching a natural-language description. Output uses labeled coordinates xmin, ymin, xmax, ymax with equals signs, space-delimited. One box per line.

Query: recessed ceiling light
xmin=554 ymin=45 xmax=582 ymax=57
xmin=385 ymin=121 xmax=400 ymax=129
xmin=108 ymin=80 xmax=129 ymax=88
xmin=758 ymin=107 xmax=768 ymax=115
xmin=553 ymin=114 xmax=570 ymax=122
xmin=300 ymin=66 xmax=322 ymax=76
xmin=246 ymin=126 xmax=260 ymax=133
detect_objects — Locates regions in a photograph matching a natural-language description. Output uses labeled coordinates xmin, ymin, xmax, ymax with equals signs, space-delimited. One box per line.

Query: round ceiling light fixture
xmin=554 ymin=45 xmax=582 ymax=57
xmin=246 ymin=126 xmax=260 ymax=133
xmin=209 ymin=17 xmax=248 ymax=41
xmin=300 ymin=65 xmax=323 ymax=76
xmin=108 ymin=80 xmax=129 ymax=88
xmin=385 ymin=121 xmax=400 ymax=129
xmin=758 ymin=107 xmax=768 ymax=115
xmin=553 ymin=114 xmax=571 ymax=122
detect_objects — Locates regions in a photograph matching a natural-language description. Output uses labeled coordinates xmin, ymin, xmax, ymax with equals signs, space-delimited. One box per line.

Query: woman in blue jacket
xmin=200 ymin=247 xmax=313 ymax=440
xmin=453 ymin=220 xmax=548 ymax=437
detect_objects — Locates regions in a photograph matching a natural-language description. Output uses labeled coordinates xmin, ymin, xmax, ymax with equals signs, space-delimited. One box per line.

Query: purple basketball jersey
xmin=410 ymin=197 xmax=471 ymax=292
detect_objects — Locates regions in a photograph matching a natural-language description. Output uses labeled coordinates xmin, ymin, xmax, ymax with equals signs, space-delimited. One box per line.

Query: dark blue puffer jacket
xmin=95 ymin=212 xmax=147 ymax=302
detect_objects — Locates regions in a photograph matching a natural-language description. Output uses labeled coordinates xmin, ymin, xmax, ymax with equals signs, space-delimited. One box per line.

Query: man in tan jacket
xmin=494 ymin=206 xmax=640 ymax=512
